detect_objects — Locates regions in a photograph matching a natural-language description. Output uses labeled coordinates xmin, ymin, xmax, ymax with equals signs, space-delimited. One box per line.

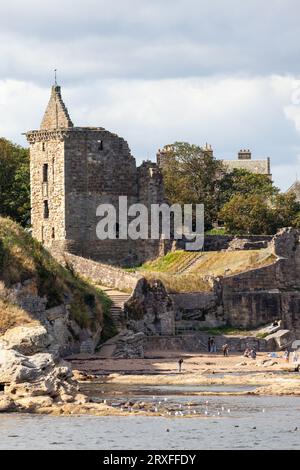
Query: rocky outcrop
xmin=125 ymin=279 xmax=175 ymax=336
xmin=98 ymin=329 xmax=145 ymax=358
xmin=265 ymin=329 xmax=293 ymax=350
xmin=112 ymin=330 xmax=145 ymax=358
xmin=1 ymin=279 xmax=102 ymax=356
xmin=0 ymin=325 xmax=89 ymax=413
xmin=0 ymin=325 xmax=56 ymax=356
xmin=0 ymin=347 xmax=90 ymax=413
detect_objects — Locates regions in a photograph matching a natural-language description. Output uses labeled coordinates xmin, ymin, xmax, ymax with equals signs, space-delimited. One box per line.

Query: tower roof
xmin=286 ymin=180 xmax=300 ymax=202
xmin=40 ymin=85 xmax=73 ymax=130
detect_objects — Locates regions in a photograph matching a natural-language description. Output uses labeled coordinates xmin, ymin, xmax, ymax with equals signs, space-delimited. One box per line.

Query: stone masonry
xmin=26 ymin=85 xmax=166 ymax=267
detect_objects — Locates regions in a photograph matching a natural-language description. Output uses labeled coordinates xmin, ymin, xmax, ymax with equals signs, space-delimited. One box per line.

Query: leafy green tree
xmin=0 ymin=138 xmax=30 ymax=226
xmin=219 ymin=192 xmax=300 ymax=235
xmin=218 ymin=169 xmax=278 ymax=208
xmin=160 ymin=142 xmax=225 ymax=229
xmin=272 ymin=192 xmax=300 ymax=230
xmin=219 ymin=194 xmax=274 ymax=234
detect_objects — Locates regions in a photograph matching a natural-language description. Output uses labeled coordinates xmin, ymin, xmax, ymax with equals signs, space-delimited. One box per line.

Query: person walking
xmin=222 ymin=344 xmax=229 ymax=357
xmin=178 ymin=358 xmax=184 ymax=373
xmin=208 ymin=337 xmax=211 ymax=353
xmin=211 ymin=337 xmax=217 ymax=353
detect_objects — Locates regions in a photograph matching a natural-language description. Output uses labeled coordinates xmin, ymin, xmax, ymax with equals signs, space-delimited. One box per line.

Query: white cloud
xmin=1 ymin=1 xmax=300 ymax=191
xmin=1 ymin=75 xmax=300 ymax=191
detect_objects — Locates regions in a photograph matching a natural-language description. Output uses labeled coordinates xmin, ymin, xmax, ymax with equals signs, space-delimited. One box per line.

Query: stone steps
xmin=176 ymin=252 xmax=204 ymax=274
xmin=99 ymin=286 xmax=131 ymax=331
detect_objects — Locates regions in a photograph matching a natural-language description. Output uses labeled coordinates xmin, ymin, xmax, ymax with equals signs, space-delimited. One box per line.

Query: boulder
xmin=265 ymin=329 xmax=292 ymax=350
xmin=0 ymin=349 xmax=55 ymax=384
xmin=15 ymin=395 xmax=54 ymax=411
xmin=0 ymin=394 xmax=16 ymax=412
xmin=0 ymin=325 xmax=54 ymax=355
xmin=113 ymin=330 xmax=145 ymax=358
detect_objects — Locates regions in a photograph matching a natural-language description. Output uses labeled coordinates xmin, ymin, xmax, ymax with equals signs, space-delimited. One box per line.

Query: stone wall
xmin=58 ymin=252 xmax=141 ymax=292
xmin=28 ymin=132 xmax=66 ymax=246
xmin=217 ymin=228 xmax=300 ymax=331
xmin=170 ymin=292 xmax=226 ymax=330
xmin=144 ymin=332 xmax=269 ymax=353
xmin=175 ymin=235 xmax=272 ymax=252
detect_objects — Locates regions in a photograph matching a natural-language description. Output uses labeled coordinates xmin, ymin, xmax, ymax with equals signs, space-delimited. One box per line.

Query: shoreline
xmin=1 ymin=352 xmax=299 ymax=418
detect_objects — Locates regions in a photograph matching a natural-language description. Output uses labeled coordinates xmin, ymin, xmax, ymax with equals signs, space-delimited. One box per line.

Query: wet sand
xmin=68 ymin=351 xmax=300 ymax=397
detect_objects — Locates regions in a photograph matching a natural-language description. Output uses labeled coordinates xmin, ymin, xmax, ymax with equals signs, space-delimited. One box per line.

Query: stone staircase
xmin=176 ymin=252 xmax=204 ymax=275
xmin=100 ymin=287 xmax=131 ymax=331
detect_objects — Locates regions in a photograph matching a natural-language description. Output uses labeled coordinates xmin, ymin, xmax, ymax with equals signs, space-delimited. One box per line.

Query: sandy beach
xmin=68 ymin=351 xmax=300 ymax=397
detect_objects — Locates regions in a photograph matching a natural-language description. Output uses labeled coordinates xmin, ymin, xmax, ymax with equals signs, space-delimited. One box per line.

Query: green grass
xmin=130 ymin=248 xmax=276 ymax=293
xmin=0 ymin=217 xmax=115 ymax=337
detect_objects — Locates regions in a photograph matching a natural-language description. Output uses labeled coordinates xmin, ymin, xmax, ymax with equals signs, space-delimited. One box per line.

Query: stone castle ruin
xmin=26 ymin=84 xmax=273 ymax=269
xmin=26 ymin=85 xmax=166 ymax=267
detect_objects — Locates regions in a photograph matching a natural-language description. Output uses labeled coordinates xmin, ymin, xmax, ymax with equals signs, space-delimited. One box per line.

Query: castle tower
xmin=26 ymin=83 xmax=165 ymax=266
xmin=40 ymin=85 xmax=73 ymax=130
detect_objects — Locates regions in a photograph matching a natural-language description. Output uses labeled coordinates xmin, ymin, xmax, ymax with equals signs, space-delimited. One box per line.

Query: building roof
xmin=286 ymin=180 xmax=300 ymax=202
xmin=222 ymin=158 xmax=271 ymax=175
xmin=40 ymin=85 xmax=73 ymax=130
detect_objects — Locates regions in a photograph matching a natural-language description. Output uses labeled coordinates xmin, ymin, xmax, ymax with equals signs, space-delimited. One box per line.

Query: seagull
xmin=227 ymin=409 xmax=231 ymax=413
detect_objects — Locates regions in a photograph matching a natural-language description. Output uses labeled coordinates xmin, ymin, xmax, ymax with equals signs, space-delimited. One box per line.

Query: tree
xmin=0 ymin=138 xmax=30 ymax=226
xmin=272 ymin=192 xmax=300 ymax=230
xmin=218 ymin=169 xmax=278 ymax=208
xmin=219 ymin=194 xmax=274 ymax=235
xmin=160 ymin=142 xmax=225 ymax=229
xmin=219 ymin=192 xmax=300 ymax=235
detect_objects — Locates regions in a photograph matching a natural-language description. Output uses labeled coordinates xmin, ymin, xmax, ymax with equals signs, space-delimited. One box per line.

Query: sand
xmin=68 ymin=351 xmax=300 ymax=396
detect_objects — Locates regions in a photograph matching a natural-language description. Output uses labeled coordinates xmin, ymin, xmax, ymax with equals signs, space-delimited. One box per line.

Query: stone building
xmin=286 ymin=180 xmax=300 ymax=203
xmin=26 ymin=84 xmax=166 ymax=267
xmin=222 ymin=148 xmax=271 ymax=177
xmin=157 ymin=144 xmax=271 ymax=177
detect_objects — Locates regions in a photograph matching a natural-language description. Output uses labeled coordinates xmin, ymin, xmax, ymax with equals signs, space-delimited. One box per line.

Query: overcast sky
xmin=1 ymin=0 xmax=300 ymax=190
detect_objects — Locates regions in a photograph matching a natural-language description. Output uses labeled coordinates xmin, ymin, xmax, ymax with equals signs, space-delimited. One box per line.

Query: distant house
xmin=157 ymin=144 xmax=272 ymax=178
xmin=221 ymin=149 xmax=271 ymax=177
xmin=286 ymin=180 xmax=300 ymax=203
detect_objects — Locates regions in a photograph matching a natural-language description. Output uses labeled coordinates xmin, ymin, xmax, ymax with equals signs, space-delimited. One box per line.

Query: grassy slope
xmin=0 ymin=217 xmax=115 ymax=337
xmin=137 ymin=249 xmax=276 ymax=293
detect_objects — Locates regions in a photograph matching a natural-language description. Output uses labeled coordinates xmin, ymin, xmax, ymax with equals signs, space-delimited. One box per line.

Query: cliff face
xmin=219 ymin=228 xmax=300 ymax=333
xmin=0 ymin=217 xmax=113 ymax=355
xmin=126 ymin=229 xmax=300 ymax=340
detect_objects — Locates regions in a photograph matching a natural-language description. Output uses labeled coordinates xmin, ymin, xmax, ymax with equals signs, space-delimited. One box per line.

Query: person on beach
xmin=283 ymin=349 xmax=290 ymax=362
xmin=211 ymin=337 xmax=217 ymax=353
xmin=208 ymin=337 xmax=211 ymax=353
xmin=250 ymin=348 xmax=256 ymax=359
xmin=244 ymin=348 xmax=250 ymax=358
xmin=222 ymin=344 xmax=229 ymax=357
xmin=178 ymin=358 xmax=184 ymax=373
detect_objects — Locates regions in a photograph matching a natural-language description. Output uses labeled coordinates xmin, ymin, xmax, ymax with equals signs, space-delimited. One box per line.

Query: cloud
xmin=1 ymin=1 xmax=300 ymax=190
xmin=1 ymin=0 xmax=300 ymax=84
xmin=1 ymin=74 xmax=299 ymax=190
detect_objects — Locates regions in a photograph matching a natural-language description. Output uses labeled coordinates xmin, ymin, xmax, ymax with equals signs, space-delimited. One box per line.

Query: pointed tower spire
xmin=40 ymin=80 xmax=73 ymax=130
